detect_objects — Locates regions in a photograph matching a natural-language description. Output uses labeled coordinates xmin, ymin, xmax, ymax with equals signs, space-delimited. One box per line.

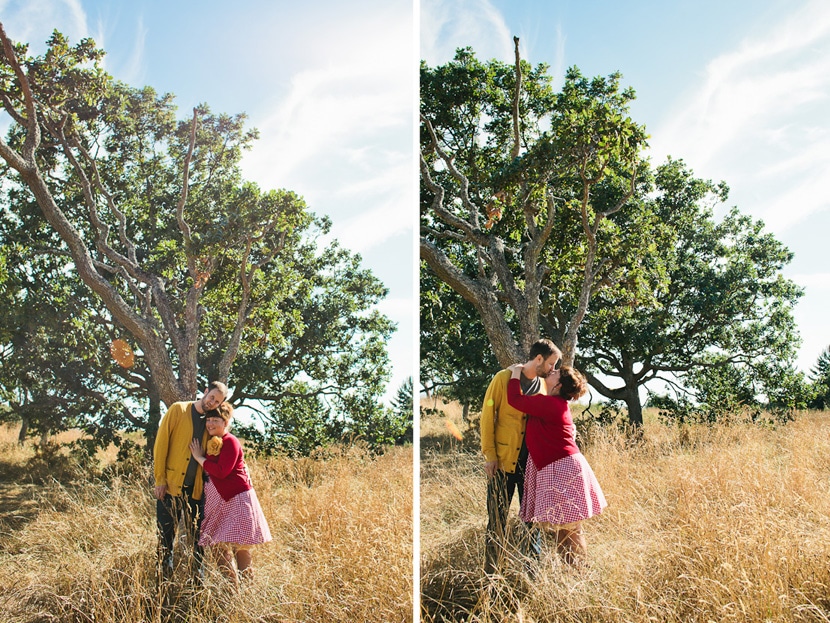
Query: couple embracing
xmin=481 ymin=339 xmax=606 ymax=573
xmin=152 ymin=381 xmax=272 ymax=586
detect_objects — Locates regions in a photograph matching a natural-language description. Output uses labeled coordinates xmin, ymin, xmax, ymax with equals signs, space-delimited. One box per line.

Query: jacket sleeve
xmin=201 ymin=435 xmax=241 ymax=480
xmin=506 ymin=378 xmax=567 ymax=421
xmin=153 ymin=405 xmax=175 ymax=487
xmin=480 ymin=373 xmax=503 ymax=463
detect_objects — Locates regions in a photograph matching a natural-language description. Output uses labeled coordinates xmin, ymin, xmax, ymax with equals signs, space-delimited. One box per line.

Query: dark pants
xmin=156 ymin=485 xmax=203 ymax=576
xmin=484 ymin=453 xmax=542 ymax=574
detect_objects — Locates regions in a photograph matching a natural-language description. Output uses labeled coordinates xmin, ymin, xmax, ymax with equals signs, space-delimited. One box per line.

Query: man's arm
xmin=480 ymin=373 xmax=503 ymax=477
xmin=153 ymin=405 xmax=175 ymax=500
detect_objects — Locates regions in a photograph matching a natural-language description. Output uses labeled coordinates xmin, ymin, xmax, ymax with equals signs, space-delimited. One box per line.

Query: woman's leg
xmin=236 ymin=547 xmax=253 ymax=581
xmin=213 ymin=544 xmax=238 ymax=584
xmin=544 ymin=522 xmax=586 ymax=566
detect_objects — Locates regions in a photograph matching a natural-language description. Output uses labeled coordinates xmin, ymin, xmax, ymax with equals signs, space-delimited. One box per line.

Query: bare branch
xmin=217 ymin=227 xmax=287 ymax=382
xmin=511 ymin=36 xmax=522 ymax=160
xmin=0 ymin=92 xmax=26 ymax=125
xmin=0 ymin=22 xmax=40 ymax=162
xmin=176 ymin=108 xmax=198 ymax=248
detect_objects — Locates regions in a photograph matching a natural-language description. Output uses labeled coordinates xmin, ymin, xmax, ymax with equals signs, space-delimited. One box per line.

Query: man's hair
xmin=528 ymin=339 xmax=562 ymax=362
xmin=558 ymin=366 xmax=588 ymax=401
xmin=206 ymin=380 xmax=228 ymax=398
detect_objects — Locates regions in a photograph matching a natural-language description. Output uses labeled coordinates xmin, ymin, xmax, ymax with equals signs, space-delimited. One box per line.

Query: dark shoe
xmin=160 ymin=556 xmax=174 ymax=581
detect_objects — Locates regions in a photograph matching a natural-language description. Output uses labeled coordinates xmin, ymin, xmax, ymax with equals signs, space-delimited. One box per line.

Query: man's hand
xmin=153 ymin=484 xmax=168 ymax=501
xmin=484 ymin=460 xmax=499 ymax=479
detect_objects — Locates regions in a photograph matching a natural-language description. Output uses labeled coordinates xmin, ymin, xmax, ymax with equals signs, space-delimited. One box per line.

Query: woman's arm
xmin=200 ymin=435 xmax=241 ymax=479
xmin=188 ymin=438 xmax=206 ymax=466
xmin=506 ymin=378 xmax=567 ymax=420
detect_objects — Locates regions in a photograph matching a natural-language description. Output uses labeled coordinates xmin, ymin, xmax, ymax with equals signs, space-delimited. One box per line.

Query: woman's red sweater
xmin=201 ymin=433 xmax=252 ymax=501
xmin=507 ymin=378 xmax=580 ymax=470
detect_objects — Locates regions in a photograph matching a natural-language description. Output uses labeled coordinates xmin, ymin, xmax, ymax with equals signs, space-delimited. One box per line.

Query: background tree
xmin=0 ymin=27 xmax=399 ymax=453
xmin=420 ymin=40 xmax=649 ymax=370
xmin=809 ymin=346 xmax=830 ymax=410
xmin=0 ymin=198 xmax=140 ymax=444
xmin=575 ymin=159 xmax=803 ymax=425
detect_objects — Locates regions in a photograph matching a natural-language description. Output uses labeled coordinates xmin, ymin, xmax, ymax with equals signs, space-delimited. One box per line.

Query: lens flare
xmin=445 ymin=419 xmax=463 ymax=441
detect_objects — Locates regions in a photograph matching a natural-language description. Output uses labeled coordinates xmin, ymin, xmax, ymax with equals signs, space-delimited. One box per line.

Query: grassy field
xmin=0 ymin=424 xmax=413 ymax=622
xmin=421 ymin=398 xmax=830 ymax=622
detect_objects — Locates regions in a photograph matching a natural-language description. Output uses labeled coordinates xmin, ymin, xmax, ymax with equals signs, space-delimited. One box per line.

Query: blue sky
xmin=0 ymin=0 xmax=417 ymax=404
xmin=422 ymin=0 xmax=830 ymax=379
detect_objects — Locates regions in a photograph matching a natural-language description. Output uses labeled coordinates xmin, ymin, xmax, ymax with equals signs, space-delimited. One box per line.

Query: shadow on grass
xmin=0 ymin=458 xmax=42 ymax=532
xmin=420 ymin=523 xmax=535 ymax=623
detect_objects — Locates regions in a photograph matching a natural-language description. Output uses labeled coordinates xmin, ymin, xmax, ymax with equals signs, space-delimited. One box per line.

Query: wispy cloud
xmin=649 ymin=0 xmax=830 ymax=233
xmin=239 ymin=5 xmax=413 ymax=259
xmin=420 ymin=0 xmax=513 ymax=65
xmin=116 ymin=16 xmax=147 ymax=87
xmin=0 ymin=0 xmax=89 ymax=50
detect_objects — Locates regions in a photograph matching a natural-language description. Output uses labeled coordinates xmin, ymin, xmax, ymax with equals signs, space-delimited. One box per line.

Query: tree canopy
xmin=420 ymin=42 xmax=803 ymax=425
xmin=420 ymin=41 xmax=650 ymax=368
xmin=576 ymin=159 xmax=803 ymax=424
xmin=0 ymin=26 xmax=400 ymax=452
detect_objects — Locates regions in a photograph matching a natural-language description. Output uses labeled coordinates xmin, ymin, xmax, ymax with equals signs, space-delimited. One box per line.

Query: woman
xmin=189 ymin=402 xmax=272 ymax=585
xmin=506 ymin=363 xmax=606 ymax=566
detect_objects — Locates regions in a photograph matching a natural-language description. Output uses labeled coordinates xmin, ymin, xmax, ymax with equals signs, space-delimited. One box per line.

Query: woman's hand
xmin=508 ymin=363 xmax=524 ymax=379
xmin=189 ymin=439 xmax=206 ymax=465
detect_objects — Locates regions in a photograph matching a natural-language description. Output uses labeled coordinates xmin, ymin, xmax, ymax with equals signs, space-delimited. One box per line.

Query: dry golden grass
xmin=0 ymin=424 xmax=413 ymax=622
xmin=420 ymin=400 xmax=830 ymax=622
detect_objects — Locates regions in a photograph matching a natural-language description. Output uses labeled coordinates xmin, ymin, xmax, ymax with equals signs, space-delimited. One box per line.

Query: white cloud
xmin=242 ymin=64 xmax=408 ymax=187
xmin=756 ymin=167 xmax=830 ymax=231
xmin=648 ymin=0 xmax=830 ymax=234
xmin=326 ymin=195 xmax=412 ymax=254
xmin=238 ymin=6 xmax=413 ymax=261
xmin=420 ymin=0 xmax=513 ymax=65
xmin=113 ymin=16 xmax=147 ymax=87
xmin=0 ymin=0 xmax=89 ymax=49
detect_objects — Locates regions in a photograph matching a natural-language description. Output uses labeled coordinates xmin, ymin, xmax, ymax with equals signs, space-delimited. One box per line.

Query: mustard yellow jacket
xmin=153 ymin=401 xmax=209 ymax=499
xmin=480 ymin=369 xmax=537 ymax=473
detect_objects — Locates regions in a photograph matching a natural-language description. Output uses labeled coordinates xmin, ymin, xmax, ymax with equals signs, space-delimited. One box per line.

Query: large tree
xmin=420 ymin=40 xmax=649 ymax=369
xmin=0 ymin=27 xmax=395 ymax=447
xmin=575 ymin=159 xmax=803 ymax=425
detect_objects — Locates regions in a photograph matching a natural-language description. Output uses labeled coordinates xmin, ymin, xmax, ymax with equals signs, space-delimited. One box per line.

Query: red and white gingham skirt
xmin=199 ymin=480 xmax=272 ymax=547
xmin=520 ymin=452 xmax=607 ymax=525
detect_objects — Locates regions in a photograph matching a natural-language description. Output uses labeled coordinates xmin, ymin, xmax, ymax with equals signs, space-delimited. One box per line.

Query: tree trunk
xmin=421 ymin=240 xmax=524 ymax=366
xmin=622 ymin=385 xmax=644 ymax=427
xmin=582 ymin=369 xmax=644 ymax=428
xmin=17 ymin=415 xmax=28 ymax=444
xmin=144 ymin=380 xmax=163 ymax=458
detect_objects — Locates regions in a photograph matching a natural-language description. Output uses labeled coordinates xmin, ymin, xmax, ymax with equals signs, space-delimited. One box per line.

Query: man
xmin=153 ymin=380 xmax=228 ymax=579
xmin=481 ymin=339 xmax=561 ymax=574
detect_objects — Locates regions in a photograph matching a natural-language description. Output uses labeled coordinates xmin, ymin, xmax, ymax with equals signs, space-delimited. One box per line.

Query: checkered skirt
xmin=199 ymin=479 xmax=272 ymax=547
xmin=520 ymin=452 xmax=607 ymax=525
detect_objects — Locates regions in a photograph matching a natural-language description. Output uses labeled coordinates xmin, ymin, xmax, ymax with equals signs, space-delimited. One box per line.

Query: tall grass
xmin=421 ymin=400 xmax=830 ymax=622
xmin=0 ymin=425 xmax=413 ymax=622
